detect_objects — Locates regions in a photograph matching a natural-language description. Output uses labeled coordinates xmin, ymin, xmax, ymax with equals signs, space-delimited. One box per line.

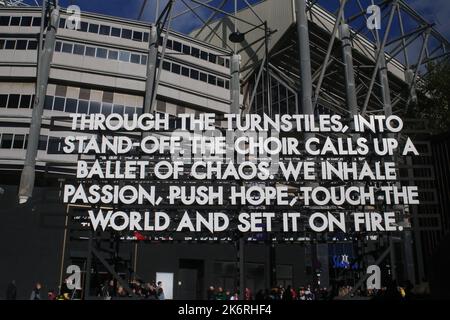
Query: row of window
xmin=55 ymin=40 xmax=148 ymax=65
xmin=162 ymin=60 xmax=230 ymax=89
xmin=0 ymin=14 xmax=229 ymax=68
xmin=0 ymin=38 xmax=38 ymax=50
xmin=0 ymin=93 xmax=143 ymax=116
xmin=0 ymin=133 xmax=63 ymax=154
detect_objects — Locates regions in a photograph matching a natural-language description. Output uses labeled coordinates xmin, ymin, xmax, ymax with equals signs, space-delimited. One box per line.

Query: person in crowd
xmin=206 ymin=286 xmax=215 ymax=300
xmin=244 ymin=287 xmax=253 ymax=300
xmin=47 ymin=290 xmax=57 ymax=300
xmin=6 ymin=280 xmax=17 ymax=300
xmin=282 ymin=285 xmax=293 ymax=300
xmin=225 ymin=290 xmax=232 ymax=300
xmin=215 ymin=287 xmax=226 ymax=300
xmin=156 ymin=281 xmax=165 ymax=300
xmin=30 ymin=282 xmax=42 ymax=300
xmin=230 ymin=292 xmax=239 ymax=300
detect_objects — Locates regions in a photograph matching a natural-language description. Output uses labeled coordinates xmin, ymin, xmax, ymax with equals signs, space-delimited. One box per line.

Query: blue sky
xmin=25 ymin=0 xmax=450 ymax=45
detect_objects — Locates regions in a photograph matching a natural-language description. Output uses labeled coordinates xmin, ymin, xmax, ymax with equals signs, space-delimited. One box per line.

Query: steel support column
xmin=18 ymin=2 xmax=59 ymax=204
xmin=340 ymin=23 xmax=358 ymax=119
xmin=143 ymin=24 xmax=158 ymax=114
xmin=230 ymin=54 xmax=241 ymax=114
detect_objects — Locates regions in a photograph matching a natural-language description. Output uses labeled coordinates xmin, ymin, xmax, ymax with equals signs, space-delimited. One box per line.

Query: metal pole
xmin=295 ymin=0 xmax=314 ymax=116
xmin=340 ymin=23 xmax=358 ymax=119
xmin=239 ymin=237 xmax=245 ymax=300
xmin=230 ymin=54 xmax=241 ymax=114
xmin=143 ymin=24 xmax=158 ymax=114
xmin=18 ymin=2 xmax=59 ymax=204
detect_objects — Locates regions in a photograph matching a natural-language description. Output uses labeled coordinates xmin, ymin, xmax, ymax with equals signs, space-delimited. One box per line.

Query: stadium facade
xmin=0 ymin=0 xmax=449 ymax=299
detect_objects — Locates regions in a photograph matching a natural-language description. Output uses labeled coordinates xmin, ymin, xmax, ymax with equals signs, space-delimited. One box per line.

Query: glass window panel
xmin=19 ymin=95 xmax=31 ymax=108
xmin=27 ymin=40 xmax=37 ymax=50
xmin=0 ymin=16 xmax=10 ymax=26
xmin=15 ymin=40 xmax=27 ymax=50
xmin=20 ymin=16 xmax=32 ymax=26
xmin=166 ymin=39 xmax=172 ymax=49
xmin=173 ymin=41 xmax=182 ymax=52
xmin=111 ymin=27 xmax=121 ymax=37
xmin=143 ymin=32 xmax=149 ymax=42
xmin=162 ymin=61 xmax=171 ymax=71
xmin=59 ymin=17 xmax=66 ymax=28
xmin=113 ymin=104 xmax=124 ymax=115
xmin=53 ymin=97 xmax=65 ymax=111
xmin=80 ymin=21 xmax=88 ymax=32
xmin=181 ymin=66 xmax=189 ymax=77
xmin=5 ymin=40 xmax=15 ymax=50
xmin=217 ymin=78 xmax=225 ymax=88
xmin=85 ymin=46 xmax=95 ymax=57
xmin=73 ymin=44 xmax=85 ymax=55
xmin=182 ymin=44 xmax=190 ymax=55
xmin=62 ymin=42 xmax=73 ymax=53
xmin=119 ymin=51 xmax=130 ymax=62
xmin=218 ymin=56 xmax=225 ymax=66
xmin=65 ymin=98 xmax=77 ymax=113
xmin=101 ymin=102 xmax=112 ymax=115
xmin=191 ymin=47 xmax=200 ymax=58
xmin=121 ymin=28 xmax=132 ymax=39
xmin=89 ymin=101 xmax=101 ymax=114
xmin=13 ymin=134 xmax=25 ymax=149
xmin=55 ymin=41 xmax=62 ymax=52
xmin=96 ymin=48 xmax=107 ymax=59
xmin=130 ymin=53 xmax=140 ymax=64
xmin=125 ymin=106 xmax=135 ymax=115
xmin=208 ymin=53 xmax=217 ymax=64
xmin=44 ymin=95 xmax=54 ymax=110
xmin=171 ymin=63 xmax=180 ymax=74
xmin=208 ymin=75 xmax=216 ymax=85
xmin=190 ymin=69 xmax=199 ymax=80
xmin=7 ymin=94 xmax=19 ymax=108
xmin=0 ymin=94 xmax=7 ymax=108
xmin=32 ymin=17 xmax=41 ymax=27
xmin=38 ymin=135 xmax=47 ymax=151
xmin=200 ymin=51 xmax=208 ymax=60
xmin=132 ymin=31 xmax=143 ymax=41
xmin=1 ymin=134 xmax=13 ymax=149
xmin=10 ymin=16 xmax=20 ymax=26
xmin=99 ymin=25 xmax=110 ymax=35
xmin=199 ymin=72 xmax=207 ymax=82
xmin=140 ymin=55 xmax=147 ymax=65
xmin=108 ymin=50 xmax=118 ymax=60
xmin=88 ymin=23 xmax=99 ymax=34
xmin=78 ymin=100 xmax=89 ymax=114
xmin=0 ymin=39 xmax=4 ymax=50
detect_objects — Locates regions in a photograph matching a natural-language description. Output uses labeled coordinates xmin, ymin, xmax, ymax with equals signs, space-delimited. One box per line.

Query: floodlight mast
xmin=18 ymin=0 xmax=59 ymax=204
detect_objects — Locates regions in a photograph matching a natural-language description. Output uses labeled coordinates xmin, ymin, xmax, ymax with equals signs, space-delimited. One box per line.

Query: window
xmin=0 ymin=94 xmax=7 ymax=108
xmin=141 ymin=55 xmax=147 ymax=65
xmin=190 ymin=69 xmax=199 ymax=80
xmin=208 ymin=75 xmax=216 ymax=85
xmin=173 ymin=41 xmax=182 ymax=52
xmin=182 ymin=44 xmax=190 ymax=55
xmin=143 ymin=32 xmax=149 ymax=42
xmin=44 ymin=95 xmax=54 ymax=110
xmin=1 ymin=134 xmax=13 ymax=149
xmin=0 ymin=39 xmax=4 ymax=50
xmin=27 ymin=40 xmax=37 ymax=50
xmin=209 ymin=53 xmax=217 ymax=64
xmin=19 ymin=95 xmax=31 ymax=108
xmin=20 ymin=16 xmax=32 ymax=27
xmin=217 ymin=78 xmax=225 ymax=88
xmin=166 ymin=39 xmax=173 ymax=49
xmin=200 ymin=51 xmax=208 ymax=61
xmin=80 ymin=21 xmax=88 ymax=32
xmin=15 ymin=40 xmax=27 ymax=50
xmin=53 ymin=97 xmax=65 ymax=111
xmin=73 ymin=44 xmax=85 ymax=55
xmin=108 ymin=50 xmax=118 ymax=60
xmin=162 ymin=61 xmax=171 ymax=71
xmin=99 ymin=25 xmax=111 ymax=36
xmin=225 ymin=80 xmax=230 ymax=89
xmin=125 ymin=106 xmax=135 ymax=115
xmin=113 ymin=104 xmax=124 ymax=115
xmin=111 ymin=27 xmax=121 ymax=37
xmin=0 ymin=16 xmax=10 ymax=26
xmin=47 ymin=137 xmax=60 ymax=154
xmin=171 ymin=63 xmax=180 ymax=74
xmin=88 ymin=23 xmax=99 ymax=34
xmin=133 ymin=31 xmax=143 ymax=41
xmin=181 ymin=67 xmax=189 ymax=77
xmin=10 ymin=16 xmax=20 ymax=26
xmin=13 ymin=134 xmax=25 ymax=149
xmin=78 ymin=100 xmax=89 ymax=114
xmin=38 ymin=135 xmax=47 ymax=151
xmin=101 ymin=102 xmax=112 ymax=115
xmin=218 ymin=56 xmax=225 ymax=66
xmin=59 ymin=18 xmax=66 ymax=28
xmin=85 ymin=46 xmax=95 ymax=57
xmin=119 ymin=51 xmax=130 ymax=62
xmin=62 ymin=42 xmax=73 ymax=53
xmin=65 ymin=98 xmax=77 ymax=113
xmin=225 ymin=59 xmax=230 ymax=68
xmin=191 ymin=47 xmax=200 ymax=58
xmin=199 ymin=72 xmax=207 ymax=82
xmin=130 ymin=53 xmax=140 ymax=64
xmin=5 ymin=40 xmax=15 ymax=50
xmin=32 ymin=17 xmax=41 ymax=27
xmin=89 ymin=101 xmax=101 ymax=114
xmin=121 ymin=28 xmax=132 ymax=39
xmin=7 ymin=94 xmax=20 ymax=108
xmin=96 ymin=48 xmax=107 ymax=59
xmin=55 ymin=41 xmax=62 ymax=52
